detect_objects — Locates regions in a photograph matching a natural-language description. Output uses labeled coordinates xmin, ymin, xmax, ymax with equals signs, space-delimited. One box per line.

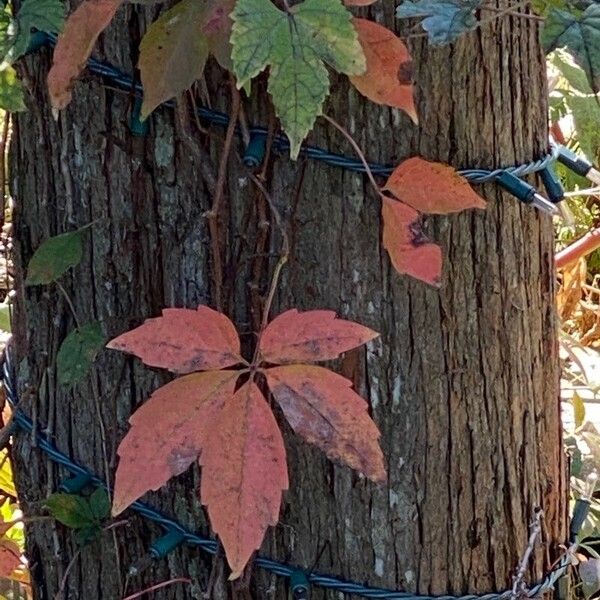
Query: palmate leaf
xmin=396 ymin=0 xmax=483 ymax=44
xmin=231 ymin=0 xmax=365 ymax=158
xmin=109 ymin=305 xmax=385 ymax=578
xmin=543 ymin=4 xmax=600 ymax=93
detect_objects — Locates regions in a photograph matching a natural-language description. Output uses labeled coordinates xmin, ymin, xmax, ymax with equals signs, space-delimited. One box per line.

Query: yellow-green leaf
xmin=573 ymin=391 xmax=586 ymax=429
xmin=139 ymin=0 xmax=234 ymax=119
xmin=231 ymin=0 xmax=365 ymax=159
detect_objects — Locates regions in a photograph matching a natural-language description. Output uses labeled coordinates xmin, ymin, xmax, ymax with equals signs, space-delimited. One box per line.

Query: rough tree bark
xmin=8 ymin=1 xmax=566 ymax=599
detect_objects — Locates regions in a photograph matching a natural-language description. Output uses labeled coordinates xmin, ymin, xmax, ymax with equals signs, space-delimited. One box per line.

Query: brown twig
xmin=247 ymin=174 xmax=290 ymax=367
xmin=321 ymin=114 xmax=385 ymax=200
xmin=511 ymin=508 xmax=543 ymax=600
xmin=206 ymin=79 xmax=241 ymax=311
xmin=122 ymin=577 xmax=192 ymax=600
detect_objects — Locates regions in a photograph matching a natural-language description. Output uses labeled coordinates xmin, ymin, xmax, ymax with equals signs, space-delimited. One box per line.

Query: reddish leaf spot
xmin=349 ymin=18 xmax=417 ymax=122
xmin=381 ymin=196 xmax=443 ymax=286
xmin=48 ymin=0 xmax=123 ymax=110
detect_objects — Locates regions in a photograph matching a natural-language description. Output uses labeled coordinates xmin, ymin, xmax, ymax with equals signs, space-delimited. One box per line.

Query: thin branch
xmin=321 ymin=114 xmax=384 ymax=200
xmin=206 ymin=78 xmax=240 ymax=311
xmin=246 ymin=173 xmax=289 ymax=367
xmin=122 ymin=578 xmax=192 ymax=600
xmin=55 ymin=282 xmax=80 ymax=329
xmin=511 ymin=508 xmax=543 ymax=600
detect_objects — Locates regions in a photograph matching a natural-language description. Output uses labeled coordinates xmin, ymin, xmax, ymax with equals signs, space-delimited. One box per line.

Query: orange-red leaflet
xmin=107 ymin=305 xmax=245 ymax=373
xmin=108 ymin=306 xmax=386 ymax=578
xmin=48 ymin=0 xmax=124 ymax=110
xmin=384 ymin=157 xmax=486 ymax=214
xmin=350 ymin=18 xmax=417 ymax=122
xmin=381 ymin=196 xmax=443 ymax=287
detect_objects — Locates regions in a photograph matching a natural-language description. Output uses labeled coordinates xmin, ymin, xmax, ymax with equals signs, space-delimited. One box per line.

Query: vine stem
xmin=206 ymin=78 xmax=241 ymax=312
xmin=55 ymin=280 xmax=121 ymax=593
xmin=321 ymin=114 xmax=386 ymax=201
xmin=121 ymin=578 xmax=192 ymax=600
xmin=246 ymin=173 xmax=289 ymax=368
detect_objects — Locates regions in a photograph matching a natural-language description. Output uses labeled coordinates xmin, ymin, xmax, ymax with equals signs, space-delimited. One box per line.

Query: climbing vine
xmin=11 ymin=0 xmax=600 ymax=589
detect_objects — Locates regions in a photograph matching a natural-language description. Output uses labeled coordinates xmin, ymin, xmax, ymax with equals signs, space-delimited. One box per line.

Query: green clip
xmin=290 ymin=569 xmax=309 ymax=599
xmin=243 ymin=133 xmax=267 ymax=168
xmin=149 ymin=530 xmax=186 ymax=559
xmin=25 ymin=31 xmax=50 ymax=55
xmin=58 ymin=473 xmax=93 ymax=494
xmin=130 ymin=97 xmax=149 ymax=137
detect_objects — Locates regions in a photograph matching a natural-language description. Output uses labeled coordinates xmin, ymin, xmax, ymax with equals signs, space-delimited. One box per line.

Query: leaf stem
xmin=56 ymin=282 xmax=80 ymax=329
xmin=322 ymin=114 xmax=385 ymax=200
xmin=206 ymin=78 xmax=241 ymax=312
xmin=121 ymin=578 xmax=192 ymax=600
xmin=246 ymin=173 xmax=289 ymax=368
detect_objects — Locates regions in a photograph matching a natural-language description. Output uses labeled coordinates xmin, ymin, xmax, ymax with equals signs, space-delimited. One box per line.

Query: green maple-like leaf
xmin=231 ymin=0 xmax=365 ymax=159
xmin=543 ymin=5 xmax=600 ymax=93
xmin=396 ymin=0 xmax=483 ymax=44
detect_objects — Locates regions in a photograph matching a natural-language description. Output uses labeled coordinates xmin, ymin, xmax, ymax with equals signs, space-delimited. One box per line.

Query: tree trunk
xmin=9 ymin=2 xmax=566 ymax=599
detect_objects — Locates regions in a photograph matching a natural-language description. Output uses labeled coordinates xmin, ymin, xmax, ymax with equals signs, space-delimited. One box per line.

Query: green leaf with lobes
xmin=381 ymin=196 xmax=443 ymax=287
xmin=108 ymin=305 xmax=386 ymax=577
xmin=25 ymin=228 xmax=84 ymax=285
xmin=349 ymin=18 xmax=417 ymax=122
xmin=47 ymin=0 xmax=123 ymax=110
xmin=138 ymin=0 xmax=234 ymax=119
xmin=106 ymin=305 xmax=244 ymax=372
xmin=543 ymin=5 xmax=600 ymax=94
xmin=396 ymin=0 xmax=483 ymax=44
xmin=383 ymin=157 xmax=486 ymax=214
xmin=57 ymin=321 xmax=105 ymax=387
xmin=265 ymin=365 xmax=386 ymax=483
xmin=230 ymin=0 xmax=366 ymax=159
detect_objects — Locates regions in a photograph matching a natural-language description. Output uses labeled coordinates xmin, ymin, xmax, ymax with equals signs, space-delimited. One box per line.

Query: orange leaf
xmin=107 ymin=306 xmax=243 ymax=373
xmin=383 ymin=157 xmax=486 ymax=214
xmin=266 ymin=365 xmax=386 ymax=483
xmin=0 ymin=540 xmax=21 ymax=577
xmin=381 ymin=196 xmax=442 ymax=286
xmin=200 ymin=381 xmax=288 ymax=579
xmin=259 ymin=309 xmax=378 ymax=364
xmin=350 ymin=18 xmax=417 ymax=121
xmin=112 ymin=370 xmax=238 ymax=516
xmin=47 ymin=0 xmax=123 ymax=110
